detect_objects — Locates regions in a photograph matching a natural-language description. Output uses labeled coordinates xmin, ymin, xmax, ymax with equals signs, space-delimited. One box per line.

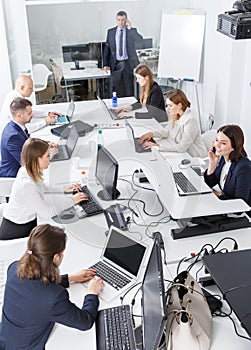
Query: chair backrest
xmin=201 ymin=129 xmax=217 ymax=151
xmin=49 ymin=59 xmax=64 ymax=92
xmin=33 ymin=64 xmax=52 ymax=92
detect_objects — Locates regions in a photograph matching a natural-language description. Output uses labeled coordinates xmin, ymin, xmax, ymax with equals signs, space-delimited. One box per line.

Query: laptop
xmin=50 ymin=124 xmax=78 ymax=162
xmin=97 ymin=95 xmax=133 ymax=120
xmin=125 ymin=119 xmax=156 ymax=153
xmin=87 ymin=226 xmax=148 ymax=302
xmin=51 ymin=100 xmax=94 ymax=138
xmin=51 ymin=100 xmax=74 ymax=125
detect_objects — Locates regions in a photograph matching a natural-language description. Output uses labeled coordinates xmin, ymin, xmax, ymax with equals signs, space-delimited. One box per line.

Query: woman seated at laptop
xmin=115 ymin=64 xmax=167 ymax=122
xmin=138 ymin=89 xmax=207 ymax=158
xmin=0 ymin=224 xmax=103 ymax=349
xmin=204 ymin=124 xmax=251 ymax=208
xmin=0 ymin=138 xmax=87 ymax=240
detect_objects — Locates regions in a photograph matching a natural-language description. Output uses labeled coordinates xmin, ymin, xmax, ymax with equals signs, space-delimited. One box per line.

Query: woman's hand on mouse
xmin=68 ymin=269 xmax=97 ymax=284
xmin=64 ymin=183 xmax=82 ymax=193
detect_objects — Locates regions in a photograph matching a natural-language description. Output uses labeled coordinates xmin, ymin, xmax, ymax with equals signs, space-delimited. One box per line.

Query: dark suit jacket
xmin=0 ymin=262 xmax=99 ymax=350
xmin=204 ymin=156 xmax=251 ymax=206
xmin=0 ymin=121 xmax=28 ymax=177
xmin=131 ymin=82 xmax=167 ymax=122
xmin=103 ymin=26 xmax=143 ymax=71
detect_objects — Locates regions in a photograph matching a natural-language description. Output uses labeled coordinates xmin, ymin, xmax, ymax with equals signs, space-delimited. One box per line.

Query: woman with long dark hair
xmin=204 ymin=124 xmax=251 ymax=206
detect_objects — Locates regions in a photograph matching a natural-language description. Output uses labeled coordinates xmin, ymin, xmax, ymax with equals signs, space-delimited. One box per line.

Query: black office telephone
xmin=104 ymin=204 xmax=128 ymax=231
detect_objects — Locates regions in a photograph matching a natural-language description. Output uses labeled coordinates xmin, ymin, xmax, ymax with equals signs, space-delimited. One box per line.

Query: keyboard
xmin=78 ymin=185 xmax=103 ymax=216
xmin=89 ymin=261 xmax=130 ymax=290
xmin=96 ymin=305 xmax=136 ymax=350
xmin=173 ymin=172 xmax=198 ymax=193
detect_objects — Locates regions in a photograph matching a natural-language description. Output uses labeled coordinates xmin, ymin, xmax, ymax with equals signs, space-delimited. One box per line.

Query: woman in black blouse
xmin=116 ymin=64 xmax=167 ymax=122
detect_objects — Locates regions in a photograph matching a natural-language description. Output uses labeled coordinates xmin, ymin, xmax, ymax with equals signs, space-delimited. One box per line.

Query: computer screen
xmin=135 ymin=38 xmax=153 ymax=50
xmin=95 ymin=145 xmax=120 ymax=201
xmin=141 ymin=232 xmax=167 ymax=350
xmin=62 ymin=42 xmax=104 ymax=69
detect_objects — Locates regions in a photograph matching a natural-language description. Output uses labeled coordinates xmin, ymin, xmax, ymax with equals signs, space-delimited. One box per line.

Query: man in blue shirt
xmin=103 ymin=10 xmax=143 ymax=97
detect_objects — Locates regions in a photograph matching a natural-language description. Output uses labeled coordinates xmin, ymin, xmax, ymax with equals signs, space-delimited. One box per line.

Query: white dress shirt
xmin=152 ymin=109 xmax=208 ymax=158
xmin=0 ymin=89 xmax=46 ymax=134
xmin=3 ymin=167 xmax=74 ymax=224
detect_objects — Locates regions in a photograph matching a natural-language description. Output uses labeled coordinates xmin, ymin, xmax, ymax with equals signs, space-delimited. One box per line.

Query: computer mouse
xmin=181 ymin=159 xmax=191 ymax=165
xmin=60 ymin=213 xmax=75 ymax=220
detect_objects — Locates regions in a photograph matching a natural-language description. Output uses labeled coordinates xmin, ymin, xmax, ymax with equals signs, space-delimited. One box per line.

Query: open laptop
xmin=52 ymin=100 xmax=74 ymax=125
xmin=51 ymin=100 xmax=94 ymax=138
xmin=50 ymin=124 xmax=78 ymax=162
xmin=125 ymin=119 xmax=156 ymax=153
xmin=97 ymin=95 xmax=133 ymax=120
xmin=87 ymin=226 xmax=148 ymax=302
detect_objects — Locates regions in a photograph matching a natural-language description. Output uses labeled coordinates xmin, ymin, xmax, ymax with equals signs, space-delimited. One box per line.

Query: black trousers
xmin=0 ymin=217 xmax=37 ymax=240
xmin=111 ymin=61 xmax=134 ymax=97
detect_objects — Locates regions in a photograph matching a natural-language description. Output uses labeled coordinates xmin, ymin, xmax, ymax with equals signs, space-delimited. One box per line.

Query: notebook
xmin=50 ymin=124 xmax=78 ymax=162
xmin=51 ymin=100 xmax=94 ymax=138
xmin=125 ymin=119 xmax=156 ymax=153
xmin=97 ymin=95 xmax=133 ymax=120
xmin=87 ymin=226 xmax=148 ymax=302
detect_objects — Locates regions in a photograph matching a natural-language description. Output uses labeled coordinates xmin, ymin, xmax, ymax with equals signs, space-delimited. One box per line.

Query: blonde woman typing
xmin=0 ymin=138 xmax=87 ymax=240
xmin=139 ymin=89 xmax=207 ymax=157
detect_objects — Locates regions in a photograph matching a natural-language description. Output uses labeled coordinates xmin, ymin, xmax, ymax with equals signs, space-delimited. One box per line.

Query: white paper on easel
xmin=158 ymin=9 xmax=205 ymax=82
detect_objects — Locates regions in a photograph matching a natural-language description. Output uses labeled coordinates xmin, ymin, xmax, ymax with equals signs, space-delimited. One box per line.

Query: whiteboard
xmin=158 ymin=10 xmax=205 ymax=82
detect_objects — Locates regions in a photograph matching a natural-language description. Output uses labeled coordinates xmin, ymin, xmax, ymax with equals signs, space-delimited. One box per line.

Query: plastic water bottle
xmin=97 ymin=129 xmax=104 ymax=146
xmin=112 ymin=92 xmax=118 ymax=108
xmin=81 ymin=171 xmax=88 ymax=186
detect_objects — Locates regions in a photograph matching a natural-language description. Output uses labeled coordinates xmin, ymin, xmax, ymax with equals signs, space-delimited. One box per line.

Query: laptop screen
xmin=67 ymin=100 xmax=75 ymax=120
xmin=103 ymin=228 xmax=146 ymax=277
xmin=66 ymin=125 xmax=78 ymax=154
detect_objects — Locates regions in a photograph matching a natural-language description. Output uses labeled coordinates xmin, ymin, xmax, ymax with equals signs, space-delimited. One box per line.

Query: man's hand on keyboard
xmin=68 ymin=269 xmax=97 ymax=283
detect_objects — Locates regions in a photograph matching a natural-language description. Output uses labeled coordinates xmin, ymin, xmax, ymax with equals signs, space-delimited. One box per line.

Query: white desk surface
xmin=11 ymin=99 xmax=251 ymax=349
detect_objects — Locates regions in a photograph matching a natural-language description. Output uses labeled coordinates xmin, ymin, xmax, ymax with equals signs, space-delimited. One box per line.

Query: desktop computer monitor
xmin=62 ymin=42 xmax=105 ymax=69
xmin=140 ymin=232 xmax=167 ymax=350
xmin=95 ymin=145 xmax=120 ymax=201
xmin=135 ymin=38 xmax=153 ymax=50
xmin=62 ymin=43 xmax=89 ymax=70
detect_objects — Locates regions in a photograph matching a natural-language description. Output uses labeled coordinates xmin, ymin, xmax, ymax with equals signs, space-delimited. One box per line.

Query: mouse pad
xmin=52 ymin=207 xmax=79 ymax=224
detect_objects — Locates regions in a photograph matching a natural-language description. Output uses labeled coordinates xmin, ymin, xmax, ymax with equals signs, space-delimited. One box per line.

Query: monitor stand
xmin=97 ymin=188 xmax=120 ymax=201
xmin=171 ymin=213 xmax=251 ymax=240
xmin=70 ymin=60 xmax=85 ymax=70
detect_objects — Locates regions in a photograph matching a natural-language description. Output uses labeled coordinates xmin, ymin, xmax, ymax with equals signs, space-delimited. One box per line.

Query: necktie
xmin=119 ymin=29 xmax=123 ymax=57
xmin=24 ymin=127 xmax=29 ymax=138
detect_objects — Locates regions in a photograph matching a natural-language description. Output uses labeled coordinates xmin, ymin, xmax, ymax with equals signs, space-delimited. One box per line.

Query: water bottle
xmin=81 ymin=170 xmax=88 ymax=187
xmin=97 ymin=129 xmax=104 ymax=146
xmin=112 ymin=92 xmax=118 ymax=108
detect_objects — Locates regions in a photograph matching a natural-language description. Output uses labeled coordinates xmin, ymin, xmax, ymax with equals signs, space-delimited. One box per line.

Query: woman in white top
xmin=139 ymin=89 xmax=207 ymax=158
xmin=0 ymin=138 xmax=87 ymax=240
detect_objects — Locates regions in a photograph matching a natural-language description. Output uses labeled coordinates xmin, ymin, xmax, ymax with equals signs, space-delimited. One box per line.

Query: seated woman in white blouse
xmin=138 ymin=89 xmax=207 ymax=158
xmin=0 ymin=138 xmax=87 ymax=240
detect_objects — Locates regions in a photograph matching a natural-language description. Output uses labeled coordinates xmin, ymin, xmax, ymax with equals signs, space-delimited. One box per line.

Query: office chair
xmin=32 ymin=64 xmax=52 ymax=104
xmin=49 ymin=59 xmax=81 ymax=102
xmin=201 ymin=129 xmax=217 ymax=151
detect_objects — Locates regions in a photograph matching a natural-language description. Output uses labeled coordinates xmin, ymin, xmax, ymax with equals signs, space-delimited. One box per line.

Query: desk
xmin=13 ymin=99 xmax=251 ymax=349
xmin=59 ymin=61 xmax=111 ymax=101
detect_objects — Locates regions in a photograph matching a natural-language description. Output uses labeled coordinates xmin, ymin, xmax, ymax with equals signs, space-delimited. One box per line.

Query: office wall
xmin=26 ymin=0 xmax=186 ymax=64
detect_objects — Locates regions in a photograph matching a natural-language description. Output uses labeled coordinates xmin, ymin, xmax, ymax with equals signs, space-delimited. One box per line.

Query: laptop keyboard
xmin=173 ymin=172 xmax=198 ymax=193
xmin=96 ymin=305 xmax=136 ymax=350
xmin=89 ymin=261 xmax=131 ymax=290
xmin=79 ymin=186 xmax=103 ymax=216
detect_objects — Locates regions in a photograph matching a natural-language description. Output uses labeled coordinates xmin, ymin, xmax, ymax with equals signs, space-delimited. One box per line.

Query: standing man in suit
xmin=103 ymin=10 xmax=143 ymax=97
xmin=0 ymin=97 xmax=55 ymax=178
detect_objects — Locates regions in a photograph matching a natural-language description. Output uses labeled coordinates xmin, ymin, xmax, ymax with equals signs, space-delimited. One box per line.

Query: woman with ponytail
xmin=0 ymin=224 xmax=103 ymax=349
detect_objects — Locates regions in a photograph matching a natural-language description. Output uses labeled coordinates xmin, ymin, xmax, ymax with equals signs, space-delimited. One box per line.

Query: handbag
xmin=165 ymin=271 xmax=212 ymax=350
